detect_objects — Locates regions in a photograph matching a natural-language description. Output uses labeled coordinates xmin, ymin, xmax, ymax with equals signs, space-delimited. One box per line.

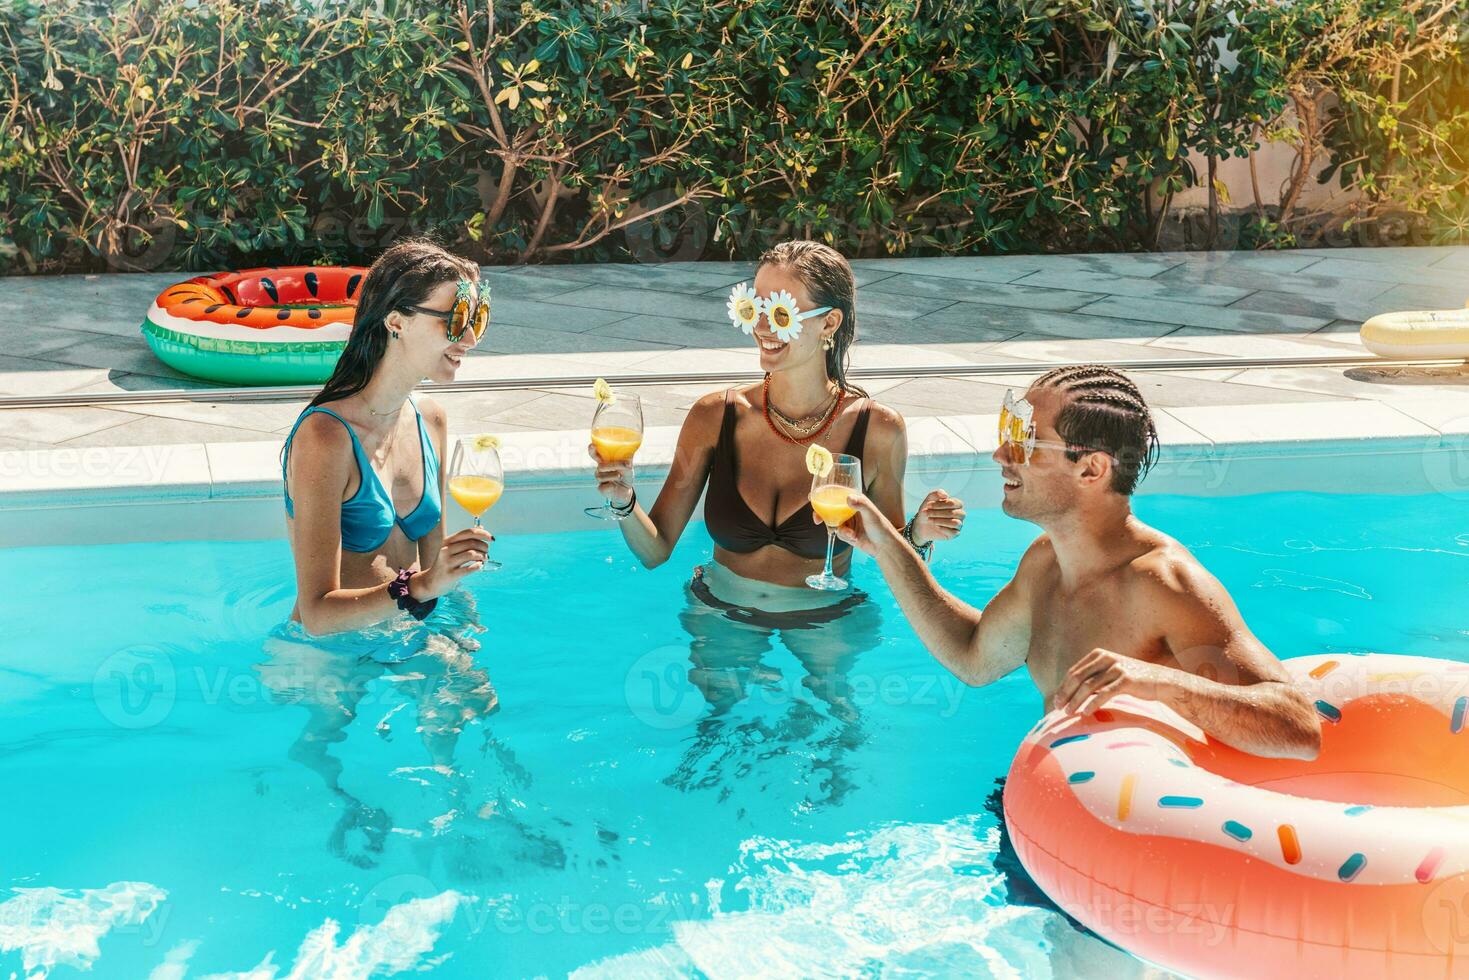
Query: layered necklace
xmin=762 ymin=373 xmax=846 ymax=445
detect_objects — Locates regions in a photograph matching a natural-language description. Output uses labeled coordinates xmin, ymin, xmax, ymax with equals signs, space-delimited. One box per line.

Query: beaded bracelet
xmin=902 ymin=519 xmax=933 ymax=562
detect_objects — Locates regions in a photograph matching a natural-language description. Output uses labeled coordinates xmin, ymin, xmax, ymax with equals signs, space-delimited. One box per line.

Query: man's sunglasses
xmin=998 ymin=388 xmax=1110 ymax=466
xmin=403 ymin=278 xmax=491 ymax=343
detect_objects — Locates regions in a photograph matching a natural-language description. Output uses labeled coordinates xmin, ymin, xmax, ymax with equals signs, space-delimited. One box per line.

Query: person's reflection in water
xmin=665 ymin=562 xmax=883 ymax=809
xmin=257 ymin=590 xmax=520 ymax=871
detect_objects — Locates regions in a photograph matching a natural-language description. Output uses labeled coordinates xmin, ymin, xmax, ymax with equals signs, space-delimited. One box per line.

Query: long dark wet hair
xmin=308 ymin=238 xmax=479 ymax=409
xmin=757 ymin=240 xmax=867 ymax=397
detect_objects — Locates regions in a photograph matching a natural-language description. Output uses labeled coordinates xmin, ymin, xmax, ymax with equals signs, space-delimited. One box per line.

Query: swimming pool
xmin=2 ymin=481 xmax=1467 ymax=978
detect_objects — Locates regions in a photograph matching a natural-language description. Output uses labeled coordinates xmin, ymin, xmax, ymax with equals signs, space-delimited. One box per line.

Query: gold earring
xmin=822 ymin=336 xmax=835 ymax=351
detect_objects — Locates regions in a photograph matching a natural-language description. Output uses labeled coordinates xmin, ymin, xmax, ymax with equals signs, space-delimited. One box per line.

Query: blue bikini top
xmin=282 ymin=396 xmax=442 ymax=553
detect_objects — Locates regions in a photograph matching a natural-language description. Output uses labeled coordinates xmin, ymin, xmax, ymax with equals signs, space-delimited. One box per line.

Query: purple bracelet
xmin=387 ymin=568 xmax=437 ymax=621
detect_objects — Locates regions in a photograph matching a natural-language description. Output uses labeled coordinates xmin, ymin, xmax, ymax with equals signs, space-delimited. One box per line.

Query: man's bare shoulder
xmin=1012 ymin=534 xmax=1058 ymax=592
xmin=1127 ymin=531 xmax=1234 ymax=620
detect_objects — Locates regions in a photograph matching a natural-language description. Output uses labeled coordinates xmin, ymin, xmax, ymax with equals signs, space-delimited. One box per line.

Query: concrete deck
xmin=2 ymin=246 xmax=1468 ymax=451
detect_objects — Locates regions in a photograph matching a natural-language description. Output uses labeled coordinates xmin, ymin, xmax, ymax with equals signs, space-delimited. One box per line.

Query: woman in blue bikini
xmin=280 ymin=238 xmax=494 ymax=635
xmin=266 ymin=239 xmax=503 ymax=863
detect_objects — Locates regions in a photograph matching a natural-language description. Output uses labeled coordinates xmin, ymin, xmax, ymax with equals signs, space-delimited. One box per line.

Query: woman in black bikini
xmin=589 ymin=241 xmax=966 ymax=800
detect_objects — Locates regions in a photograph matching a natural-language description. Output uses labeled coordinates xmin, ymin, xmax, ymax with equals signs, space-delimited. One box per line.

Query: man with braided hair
xmin=837 ymin=364 xmax=1322 ymax=761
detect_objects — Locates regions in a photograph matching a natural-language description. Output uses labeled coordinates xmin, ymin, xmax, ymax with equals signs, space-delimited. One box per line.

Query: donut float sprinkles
xmin=1004 ymin=652 xmax=1469 ymax=978
xmin=140 ymin=266 xmax=366 ymax=385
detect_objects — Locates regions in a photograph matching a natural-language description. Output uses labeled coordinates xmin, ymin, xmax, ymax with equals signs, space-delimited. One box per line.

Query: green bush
xmin=1 ymin=0 xmax=1464 ymax=275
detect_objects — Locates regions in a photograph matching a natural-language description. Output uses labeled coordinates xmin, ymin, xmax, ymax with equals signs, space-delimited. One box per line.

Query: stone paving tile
xmin=120 ymin=399 xmax=311 ymax=434
xmin=1226 ymin=364 xmax=1469 ymax=403
xmin=1008 ymin=268 xmax=1252 ymax=306
xmin=853 ymin=342 xmax=1025 ymax=368
xmin=489 ymin=296 xmax=635 ymax=333
xmin=1367 ymin=283 xmax=1469 ymax=313
xmin=478 ymin=268 xmax=596 ymax=301
xmin=0 ymin=358 xmax=119 ymax=396
xmin=855 ymin=313 xmax=1021 ymax=346
xmin=1144 ymin=328 xmax=1364 ymax=359
xmin=1294 ymin=245 xmax=1469 ymax=264
xmin=57 ymin=412 xmax=285 ymax=447
xmin=17 ymin=330 xmax=215 ymax=384
xmin=582 ymin=313 xmax=729 ymax=347
xmin=1075 ymin=296 xmax=1330 ymax=334
xmin=1303 ymin=257 xmax=1469 ymax=290
xmin=427 ymin=388 xmax=577 ymax=426
xmin=1312 ymin=319 xmax=1367 ymax=339
xmin=472 ymin=321 xmax=677 ymax=356
xmin=0 ymin=434 xmax=52 ymax=450
xmin=1156 ymin=260 xmax=1397 ymax=302
xmin=0 ymin=405 xmax=139 ymax=443
xmin=481 ymin=390 xmax=689 ymax=431
xmin=505 ymin=261 xmax=749 ymax=294
xmin=1384 ymin=393 xmax=1469 ymax=433
xmin=916 ymin=304 xmax=1176 ymax=342
xmin=1168 ymin=250 xmax=1326 ymax=274
xmin=3 ymin=249 xmax=1466 ymax=451
xmin=864 ymin=272 xmax=1102 ymax=312
xmin=982 ymin=335 xmax=1211 ymax=364
xmin=851 ymin=255 xmax=1040 ymax=284
xmin=1226 ymin=290 xmax=1401 ymax=324
xmin=546 ymin=284 xmax=729 ymax=321
xmin=977 ymin=369 xmax=1352 ymax=407
xmin=876 ymin=375 xmax=1016 ymax=413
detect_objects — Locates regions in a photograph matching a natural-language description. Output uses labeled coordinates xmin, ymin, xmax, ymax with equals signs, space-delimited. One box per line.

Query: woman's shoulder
xmin=680 ymin=384 xmax=752 ymax=444
xmin=290 ymin=407 xmax=355 ymax=453
xmin=414 ymin=393 xmax=449 ymax=434
xmin=855 ymin=395 xmax=907 ymax=437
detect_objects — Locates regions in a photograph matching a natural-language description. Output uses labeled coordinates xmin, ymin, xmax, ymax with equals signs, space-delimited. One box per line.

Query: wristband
xmin=611 ymin=488 xmax=637 ymax=517
xmin=902 ymin=519 xmax=933 ymax=563
xmin=387 ymin=568 xmax=437 ymax=621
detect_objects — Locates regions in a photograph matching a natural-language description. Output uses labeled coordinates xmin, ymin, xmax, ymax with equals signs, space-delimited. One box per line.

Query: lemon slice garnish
xmin=592 ymin=378 xmax=615 ymax=404
xmin=805 ymin=444 xmax=834 ymax=478
xmin=473 ymin=433 xmax=501 ymax=452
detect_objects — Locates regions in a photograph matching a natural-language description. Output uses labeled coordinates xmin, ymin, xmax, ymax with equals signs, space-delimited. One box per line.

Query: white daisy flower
xmin=765 ymin=289 xmax=803 ymax=343
xmin=726 ymin=282 xmax=761 ymax=334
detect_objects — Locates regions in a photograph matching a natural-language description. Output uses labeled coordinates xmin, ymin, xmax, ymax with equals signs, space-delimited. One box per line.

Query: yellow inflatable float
xmin=1360 ymin=299 xmax=1469 ymax=358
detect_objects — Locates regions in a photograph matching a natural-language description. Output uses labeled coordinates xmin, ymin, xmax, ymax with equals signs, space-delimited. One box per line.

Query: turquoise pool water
xmin=2 ymin=489 xmax=1467 ymax=978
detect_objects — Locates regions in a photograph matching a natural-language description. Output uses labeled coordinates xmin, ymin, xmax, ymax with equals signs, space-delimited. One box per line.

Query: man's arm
xmin=1052 ymin=556 xmax=1322 ymax=760
xmin=838 ymin=492 xmax=1029 ymax=687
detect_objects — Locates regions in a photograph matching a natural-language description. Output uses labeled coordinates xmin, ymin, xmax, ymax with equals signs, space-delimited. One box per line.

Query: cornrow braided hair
xmin=1033 ymin=365 xmax=1160 ymax=495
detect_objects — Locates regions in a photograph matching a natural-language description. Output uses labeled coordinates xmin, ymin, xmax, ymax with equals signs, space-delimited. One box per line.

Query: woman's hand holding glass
xmin=589 ymin=449 xmax=636 ymax=509
xmin=409 ymin=527 xmax=495 ymax=601
xmin=910 ymin=489 xmax=966 ymax=544
xmin=586 ymin=389 xmax=644 ymax=521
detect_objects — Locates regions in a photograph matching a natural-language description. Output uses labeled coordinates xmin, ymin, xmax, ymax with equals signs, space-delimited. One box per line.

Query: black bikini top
xmin=703 ymin=390 xmax=870 ymax=561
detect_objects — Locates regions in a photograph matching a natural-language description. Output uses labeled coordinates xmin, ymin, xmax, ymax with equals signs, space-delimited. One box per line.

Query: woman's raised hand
xmin=911 ymin=489 xmax=966 ymax=545
xmin=588 ymin=444 xmax=636 ymax=507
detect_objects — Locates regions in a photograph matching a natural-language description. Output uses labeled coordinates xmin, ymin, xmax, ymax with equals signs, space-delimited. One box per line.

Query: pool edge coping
xmin=0 ymin=398 xmax=1459 ymax=511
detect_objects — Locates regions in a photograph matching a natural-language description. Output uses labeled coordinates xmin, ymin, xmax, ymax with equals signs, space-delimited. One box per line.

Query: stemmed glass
xmin=806 ymin=453 xmax=862 ymax=591
xmin=586 ymin=393 xmax=644 ymax=521
xmin=448 ymin=438 xmax=504 ymax=570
